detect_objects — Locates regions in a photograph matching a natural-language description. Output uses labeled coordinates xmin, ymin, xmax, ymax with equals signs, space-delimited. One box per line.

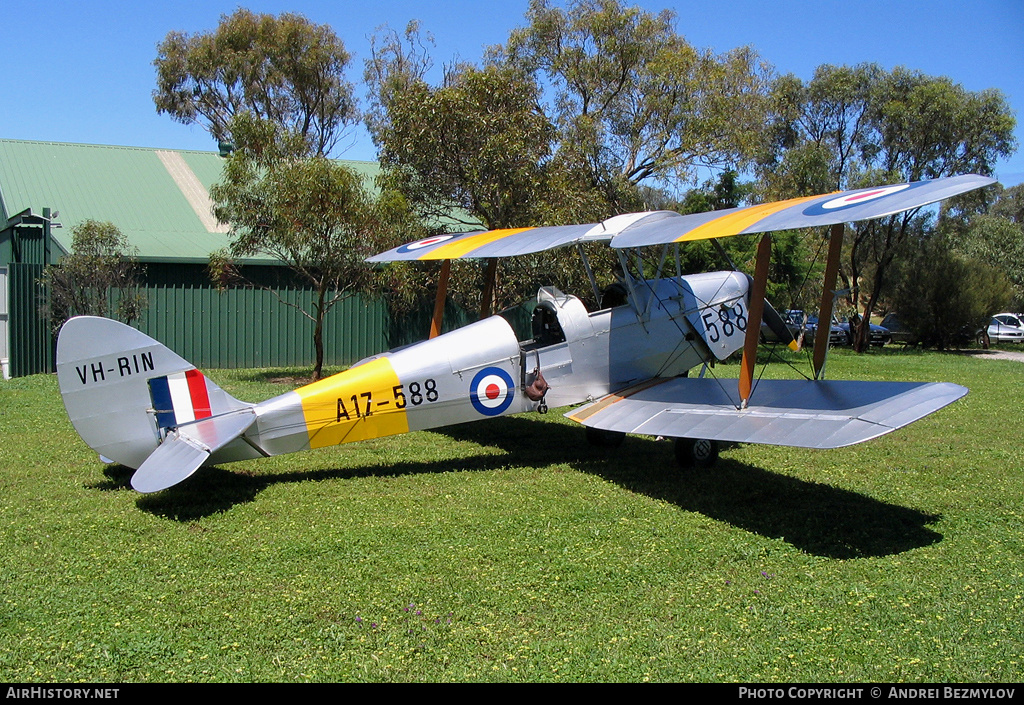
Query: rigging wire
xmin=622 ymin=245 xmax=746 ymax=406
xmin=620 ymin=228 xmax=835 ymax=408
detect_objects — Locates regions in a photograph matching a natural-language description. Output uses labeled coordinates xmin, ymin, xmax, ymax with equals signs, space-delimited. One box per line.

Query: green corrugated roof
xmin=0 ymin=139 xmax=380 ymax=263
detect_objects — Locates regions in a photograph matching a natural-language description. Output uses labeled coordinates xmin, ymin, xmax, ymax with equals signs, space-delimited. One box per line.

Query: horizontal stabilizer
xmin=567 ymin=378 xmax=967 ymax=449
xmin=131 ymin=433 xmax=210 ymax=493
xmin=131 ymin=409 xmax=257 ymax=493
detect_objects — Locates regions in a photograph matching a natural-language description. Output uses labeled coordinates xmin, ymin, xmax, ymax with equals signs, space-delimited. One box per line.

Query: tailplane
xmin=56 ymin=316 xmax=256 ymax=492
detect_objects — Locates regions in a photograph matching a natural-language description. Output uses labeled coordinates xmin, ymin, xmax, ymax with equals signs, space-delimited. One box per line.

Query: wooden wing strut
xmin=812 ymin=223 xmax=844 ymax=379
xmin=480 ymin=258 xmax=498 ymax=319
xmin=739 ymin=233 xmax=771 ymax=407
xmin=429 ymin=259 xmax=452 ymax=339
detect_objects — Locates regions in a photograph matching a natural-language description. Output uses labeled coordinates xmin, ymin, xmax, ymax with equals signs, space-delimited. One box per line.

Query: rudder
xmin=56 ymin=316 xmax=251 ymax=471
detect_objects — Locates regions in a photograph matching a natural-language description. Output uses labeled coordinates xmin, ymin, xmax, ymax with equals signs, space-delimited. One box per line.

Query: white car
xmin=993 ymin=313 xmax=1024 ymax=329
xmin=985 ymin=314 xmax=1024 ymax=343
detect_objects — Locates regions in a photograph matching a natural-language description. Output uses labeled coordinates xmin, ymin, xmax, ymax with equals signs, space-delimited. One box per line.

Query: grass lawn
xmin=1 ymin=346 xmax=1021 ymax=682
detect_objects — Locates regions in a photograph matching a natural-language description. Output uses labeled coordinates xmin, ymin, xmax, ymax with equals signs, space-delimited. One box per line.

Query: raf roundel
xmin=396 ymin=234 xmax=456 ymax=254
xmin=818 ymin=184 xmax=911 ymax=210
xmin=470 ymin=366 xmax=516 ymax=416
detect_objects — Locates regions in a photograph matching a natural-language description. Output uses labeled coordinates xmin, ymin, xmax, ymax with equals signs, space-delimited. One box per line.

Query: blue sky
xmin=3 ymin=0 xmax=1022 ymax=185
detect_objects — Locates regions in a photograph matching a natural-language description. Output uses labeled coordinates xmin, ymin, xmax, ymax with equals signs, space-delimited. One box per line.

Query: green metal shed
xmin=0 ymin=139 xmax=391 ymax=377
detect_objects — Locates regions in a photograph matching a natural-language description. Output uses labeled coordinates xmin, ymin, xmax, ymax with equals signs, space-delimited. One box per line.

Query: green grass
xmin=1 ymin=347 xmax=1021 ymax=682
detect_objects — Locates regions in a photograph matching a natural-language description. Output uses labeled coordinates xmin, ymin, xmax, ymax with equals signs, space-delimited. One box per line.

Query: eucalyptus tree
xmin=153 ymin=8 xmax=359 ymax=156
xmin=364 ymin=2 xmax=773 ymax=313
xmin=40 ymin=220 xmax=147 ymax=332
xmin=759 ymin=64 xmax=1016 ymax=350
xmin=155 ymin=10 xmax=416 ymax=378
xmin=371 ymin=62 xmax=555 ymax=233
xmin=209 ymin=114 xmax=420 ymax=380
xmin=502 ymin=0 xmax=773 ymax=209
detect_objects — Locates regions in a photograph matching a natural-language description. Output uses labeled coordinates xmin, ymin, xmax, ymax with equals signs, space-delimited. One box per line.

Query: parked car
xmin=770 ymin=310 xmax=846 ymax=347
xmin=983 ymin=315 xmax=1024 ymax=344
xmin=880 ymin=313 xmax=915 ymax=345
xmin=992 ymin=312 xmax=1024 ymax=330
xmin=837 ymin=317 xmax=891 ymax=347
xmin=760 ymin=313 xmax=802 ymax=344
xmin=806 ymin=315 xmax=848 ymax=346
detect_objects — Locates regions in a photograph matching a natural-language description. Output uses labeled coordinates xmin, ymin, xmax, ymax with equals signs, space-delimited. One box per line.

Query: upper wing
xmin=608 ymin=175 xmax=996 ymax=248
xmin=566 ymin=377 xmax=967 ymax=449
xmin=368 ymin=175 xmax=995 ymax=261
xmin=366 ymin=211 xmax=676 ymax=262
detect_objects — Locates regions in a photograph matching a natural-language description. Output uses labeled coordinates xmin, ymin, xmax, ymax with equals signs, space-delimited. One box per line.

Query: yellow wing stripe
xmin=420 ymin=227 xmax=536 ymax=260
xmin=675 ymin=194 xmax=824 ymax=242
xmin=567 ymin=377 xmax=671 ymax=424
xmin=294 ymin=357 xmax=409 ymax=448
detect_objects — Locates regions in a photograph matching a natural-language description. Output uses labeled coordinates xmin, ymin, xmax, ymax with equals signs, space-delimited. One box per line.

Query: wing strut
xmin=739 ymin=233 xmax=771 ymax=407
xmin=812 ymin=223 xmax=844 ymax=378
xmin=429 ymin=259 xmax=452 ymax=339
xmin=481 ymin=258 xmax=498 ymax=319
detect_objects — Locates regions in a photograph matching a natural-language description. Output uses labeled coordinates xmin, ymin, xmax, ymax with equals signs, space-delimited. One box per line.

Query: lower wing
xmin=566 ymin=377 xmax=967 ymax=449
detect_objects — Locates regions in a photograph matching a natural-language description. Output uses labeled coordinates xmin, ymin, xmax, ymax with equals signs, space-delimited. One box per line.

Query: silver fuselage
xmin=238 ymin=271 xmax=751 ymax=460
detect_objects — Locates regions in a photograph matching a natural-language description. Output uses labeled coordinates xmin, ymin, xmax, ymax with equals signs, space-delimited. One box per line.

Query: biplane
xmin=56 ymin=174 xmax=994 ymax=493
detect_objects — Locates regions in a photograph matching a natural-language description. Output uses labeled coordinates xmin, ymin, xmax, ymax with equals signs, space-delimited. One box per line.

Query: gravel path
xmin=959 ymin=349 xmax=1024 ymax=363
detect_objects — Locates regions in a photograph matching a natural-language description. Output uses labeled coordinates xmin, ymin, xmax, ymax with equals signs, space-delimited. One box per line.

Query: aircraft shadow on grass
xmin=95 ymin=412 xmax=941 ymax=560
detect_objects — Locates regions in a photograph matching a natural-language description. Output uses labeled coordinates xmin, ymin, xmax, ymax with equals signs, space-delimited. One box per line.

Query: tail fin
xmin=56 ymin=316 xmax=256 ymax=491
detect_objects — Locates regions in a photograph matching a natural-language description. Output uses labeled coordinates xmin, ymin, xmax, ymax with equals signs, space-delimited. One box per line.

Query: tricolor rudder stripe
xmin=148 ymin=369 xmax=213 ymax=428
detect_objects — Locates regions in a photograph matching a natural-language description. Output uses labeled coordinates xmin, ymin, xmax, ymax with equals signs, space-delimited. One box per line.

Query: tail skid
xmin=56 ymin=316 xmax=257 ymax=492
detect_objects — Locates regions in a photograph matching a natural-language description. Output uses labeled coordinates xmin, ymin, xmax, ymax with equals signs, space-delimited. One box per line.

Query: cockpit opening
xmin=531 ymin=303 xmax=565 ymax=346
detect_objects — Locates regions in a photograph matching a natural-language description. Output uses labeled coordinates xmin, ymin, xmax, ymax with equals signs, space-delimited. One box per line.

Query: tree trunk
xmin=312 ymin=288 xmax=326 ymax=381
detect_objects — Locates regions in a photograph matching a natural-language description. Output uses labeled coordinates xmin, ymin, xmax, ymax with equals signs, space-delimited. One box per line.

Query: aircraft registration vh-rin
xmin=56 ymin=175 xmax=995 ymax=493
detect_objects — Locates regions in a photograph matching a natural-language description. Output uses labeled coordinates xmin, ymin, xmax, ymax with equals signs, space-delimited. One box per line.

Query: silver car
xmin=985 ymin=314 xmax=1024 ymax=343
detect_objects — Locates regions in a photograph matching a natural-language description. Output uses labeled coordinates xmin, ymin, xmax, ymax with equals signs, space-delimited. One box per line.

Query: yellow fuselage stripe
xmin=420 ymin=227 xmax=535 ymax=259
xmin=294 ymin=357 xmax=408 ymax=448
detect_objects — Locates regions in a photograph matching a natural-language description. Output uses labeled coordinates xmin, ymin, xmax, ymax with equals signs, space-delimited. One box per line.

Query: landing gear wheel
xmin=675 ymin=437 xmax=719 ymax=468
xmin=586 ymin=426 xmax=626 ymax=448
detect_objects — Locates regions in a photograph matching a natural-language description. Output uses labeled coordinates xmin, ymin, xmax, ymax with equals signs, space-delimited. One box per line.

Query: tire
xmin=675 ymin=437 xmax=719 ymax=468
xmin=586 ymin=426 xmax=625 ymax=448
